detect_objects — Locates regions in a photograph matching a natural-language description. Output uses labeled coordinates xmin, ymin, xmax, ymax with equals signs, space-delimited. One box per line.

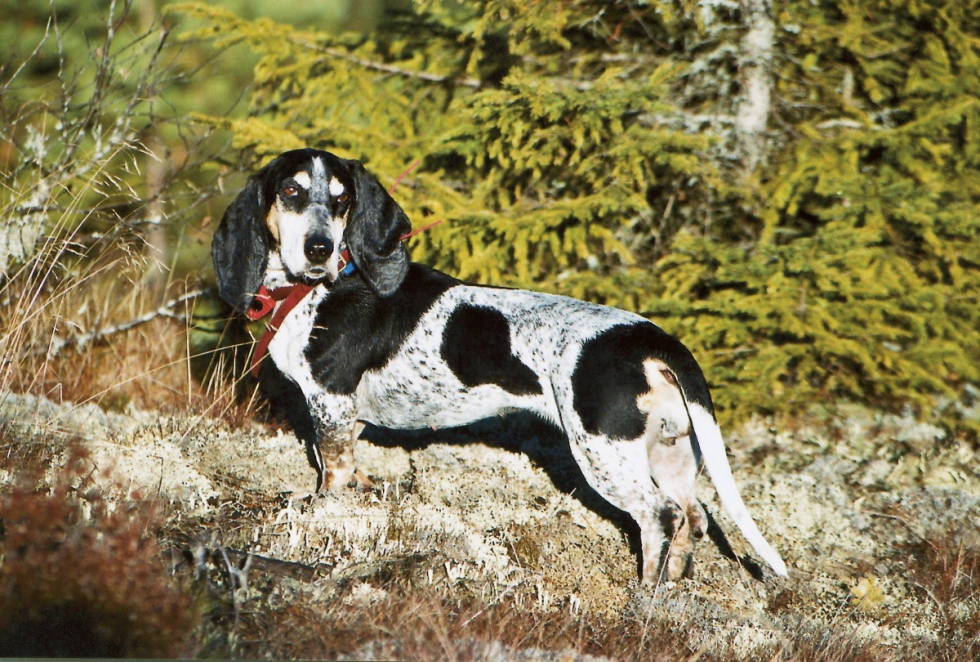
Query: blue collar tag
xmin=338 ymin=241 xmax=356 ymax=276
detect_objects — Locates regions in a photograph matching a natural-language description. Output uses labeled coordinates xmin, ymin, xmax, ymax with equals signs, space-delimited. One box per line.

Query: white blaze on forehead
xmin=329 ymin=176 xmax=345 ymax=197
xmin=312 ymin=156 xmax=326 ymax=177
xmin=292 ymin=171 xmax=311 ymax=189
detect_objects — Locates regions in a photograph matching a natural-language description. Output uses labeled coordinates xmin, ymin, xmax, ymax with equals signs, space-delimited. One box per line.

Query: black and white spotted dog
xmin=211 ymin=148 xmax=787 ymax=583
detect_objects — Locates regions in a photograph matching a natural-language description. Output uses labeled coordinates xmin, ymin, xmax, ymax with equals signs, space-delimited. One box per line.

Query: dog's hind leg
xmin=645 ymin=435 xmax=706 ymax=579
xmin=638 ymin=360 xmax=708 ymax=579
xmin=565 ymin=431 xmax=680 ymax=585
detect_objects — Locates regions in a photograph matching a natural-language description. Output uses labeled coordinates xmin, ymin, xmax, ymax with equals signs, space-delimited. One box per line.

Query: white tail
xmin=688 ymin=402 xmax=788 ymax=577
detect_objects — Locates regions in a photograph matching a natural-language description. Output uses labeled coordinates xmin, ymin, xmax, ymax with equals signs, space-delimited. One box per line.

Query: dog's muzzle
xmin=304 ymin=234 xmax=333 ymax=265
xmin=301 ymin=234 xmax=355 ymax=283
xmin=301 ymin=233 xmax=334 ymax=282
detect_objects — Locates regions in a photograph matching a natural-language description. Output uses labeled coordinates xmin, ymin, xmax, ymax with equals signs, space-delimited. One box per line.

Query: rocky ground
xmin=1 ymin=391 xmax=977 ymax=660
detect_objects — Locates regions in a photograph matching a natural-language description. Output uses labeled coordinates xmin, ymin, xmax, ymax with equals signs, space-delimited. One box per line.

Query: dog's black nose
xmin=304 ymin=235 xmax=333 ymax=264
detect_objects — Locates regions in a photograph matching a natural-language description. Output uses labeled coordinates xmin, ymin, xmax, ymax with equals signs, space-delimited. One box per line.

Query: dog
xmin=211 ymin=148 xmax=787 ymax=584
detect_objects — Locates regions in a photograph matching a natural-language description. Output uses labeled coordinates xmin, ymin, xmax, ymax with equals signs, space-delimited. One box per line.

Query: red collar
xmin=246 ymin=220 xmax=443 ymax=378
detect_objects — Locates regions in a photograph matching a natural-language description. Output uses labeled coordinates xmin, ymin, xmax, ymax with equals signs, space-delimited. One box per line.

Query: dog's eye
xmin=337 ymin=193 xmax=350 ymax=205
xmin=282 ymin=184 xmax=299 ymax=198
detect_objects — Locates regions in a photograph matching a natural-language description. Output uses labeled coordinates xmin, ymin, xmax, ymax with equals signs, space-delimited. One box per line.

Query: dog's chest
xmin=266 ymin=286 xmax=329 ymax=397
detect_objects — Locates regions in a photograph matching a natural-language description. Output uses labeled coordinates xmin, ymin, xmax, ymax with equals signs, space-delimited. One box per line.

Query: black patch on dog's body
xmin=571 ymin=322 xmax=713 ymax=439
xmin=303 ymin=264 xmax=458 ymax=393
xmin=441 ymin=304 xmax=543 ymax=395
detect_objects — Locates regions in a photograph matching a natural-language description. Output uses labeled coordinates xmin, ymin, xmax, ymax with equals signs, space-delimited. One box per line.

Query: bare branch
xmin=0 ymin=16 xmax=53 ymax=93
xmin=40 ymin=288 xmax=209 ymax=359
xmin=815 ymin=118 xmax=867 ymax=130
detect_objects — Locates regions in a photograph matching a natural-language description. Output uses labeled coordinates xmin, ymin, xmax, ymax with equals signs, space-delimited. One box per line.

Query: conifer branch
xmin=305 ymin=42 xmax=482 ymax=89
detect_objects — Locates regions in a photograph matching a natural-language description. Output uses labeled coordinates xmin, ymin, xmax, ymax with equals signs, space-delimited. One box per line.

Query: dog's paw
xmin=347 ymin=468 xmax=376 ymax=492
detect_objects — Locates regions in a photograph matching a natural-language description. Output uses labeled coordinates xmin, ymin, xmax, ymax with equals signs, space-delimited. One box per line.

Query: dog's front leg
xmin=306 ymin=392 xmax=370 ymax=492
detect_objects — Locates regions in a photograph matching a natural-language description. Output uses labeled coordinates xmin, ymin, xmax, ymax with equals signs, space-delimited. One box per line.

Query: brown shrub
xmin=0 ymin=444 xmax=199 ymax=657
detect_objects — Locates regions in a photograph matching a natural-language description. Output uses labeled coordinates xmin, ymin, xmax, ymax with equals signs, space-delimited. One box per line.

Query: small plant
xmin=849 ymin=574 xmax=886 ymax=612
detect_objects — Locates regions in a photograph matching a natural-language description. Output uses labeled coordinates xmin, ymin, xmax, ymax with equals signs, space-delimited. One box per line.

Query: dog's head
xmin=211 ymin=148 xmax=411 ymax=313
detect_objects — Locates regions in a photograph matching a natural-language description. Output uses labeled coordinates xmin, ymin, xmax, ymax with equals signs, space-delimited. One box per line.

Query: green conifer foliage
xmin=652 ymin=0 xmax=979 ymax=425
xmin=171 ymin=0 xmax=978 ymax=433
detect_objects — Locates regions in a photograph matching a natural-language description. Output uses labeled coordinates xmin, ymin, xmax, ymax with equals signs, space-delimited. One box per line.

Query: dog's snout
xmin=304 ymin=235 xmax=333 ymax=264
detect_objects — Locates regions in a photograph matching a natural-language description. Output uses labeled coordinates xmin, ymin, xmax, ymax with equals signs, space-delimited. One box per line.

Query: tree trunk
xmin=735 ymin=0 xmax=775 ymax=175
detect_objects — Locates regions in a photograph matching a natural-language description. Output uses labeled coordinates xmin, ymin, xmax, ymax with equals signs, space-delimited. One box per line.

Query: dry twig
xmin=40 ymin=288 xmax=209 ymax=359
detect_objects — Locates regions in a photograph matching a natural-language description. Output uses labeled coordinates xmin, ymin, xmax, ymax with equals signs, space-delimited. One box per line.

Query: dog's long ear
xmin=211 ymin=174 xmax=270 ymax=313
xmin=345 ymin=160 xmax=411 ymax=296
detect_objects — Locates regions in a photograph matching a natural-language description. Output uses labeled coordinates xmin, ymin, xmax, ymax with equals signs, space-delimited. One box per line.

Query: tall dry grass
xmin=0 ymin=242 xmax=257 ymax=424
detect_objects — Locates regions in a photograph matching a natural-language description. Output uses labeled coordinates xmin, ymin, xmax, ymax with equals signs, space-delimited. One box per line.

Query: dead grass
xmin=168 ymin=519 xmax=980 ymax=661
xmin=186 ymin=554 xmax=693 ymax=661
xmin=900 ymin=523 xmax=980 ymax=661
xmin=9 ymin=254 xmax=172 ymax=398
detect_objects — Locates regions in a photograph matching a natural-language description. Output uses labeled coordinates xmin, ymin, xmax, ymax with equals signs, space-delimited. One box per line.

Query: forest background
xmin=0 ymin=0 xmax=977 ymax=659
